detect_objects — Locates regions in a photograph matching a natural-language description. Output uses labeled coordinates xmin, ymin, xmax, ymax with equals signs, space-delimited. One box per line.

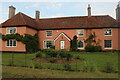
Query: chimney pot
xmin=9 ymin=5 xmax=16 ymax=19
xmin=87 ymin=4 xmax=91 ymax=18
xmin=36 ymin=10 xmax=40 ymax=20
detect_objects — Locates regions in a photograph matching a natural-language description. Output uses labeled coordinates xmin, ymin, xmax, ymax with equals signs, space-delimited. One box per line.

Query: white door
xmin=60 ymin=41 xmax=65 ymax=49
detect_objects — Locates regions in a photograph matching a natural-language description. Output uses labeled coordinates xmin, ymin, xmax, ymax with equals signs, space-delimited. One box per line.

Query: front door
xmin=60 ymin=41 xmax=65 ymax=49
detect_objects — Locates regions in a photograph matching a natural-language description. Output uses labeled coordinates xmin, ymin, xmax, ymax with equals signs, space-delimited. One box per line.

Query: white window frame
xmin=44 ymin=40 xmax=54 ymax=49
xmin=77 ymin=29 xmax=84 ymax=37
xmin=46 ymin=30 xmax=52 ymax=37
xmin=6 ymin=27 xmax=17 ymax=34
xmin=104 ymin=28 xmax=112 ymax=36
xmin=6 ymin=40 xmax=17 ymax=47
xmin=104 ymin=40 xmax=112 ymax=49
xmin=77 ymin=40 xmax=84 ymax=49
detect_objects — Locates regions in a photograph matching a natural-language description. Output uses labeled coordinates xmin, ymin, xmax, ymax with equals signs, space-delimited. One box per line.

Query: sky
xmin=0 ymin=0 xmax=120 ymax=23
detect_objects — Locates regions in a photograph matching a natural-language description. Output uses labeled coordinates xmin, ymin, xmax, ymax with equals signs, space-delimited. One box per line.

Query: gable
xmin=54 ymin=32 xmax=71 ymax=41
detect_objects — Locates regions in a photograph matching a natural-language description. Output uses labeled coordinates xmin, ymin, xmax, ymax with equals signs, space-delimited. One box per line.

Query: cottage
xmin=0 ymin=3 xmax=120 ymax=52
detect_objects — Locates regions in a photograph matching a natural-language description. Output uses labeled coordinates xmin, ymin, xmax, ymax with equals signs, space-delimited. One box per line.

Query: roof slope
xmin=1 ymin=12 xmax=118 ymax=30
xmin=1 ymin=12 xmax=39 ymax=29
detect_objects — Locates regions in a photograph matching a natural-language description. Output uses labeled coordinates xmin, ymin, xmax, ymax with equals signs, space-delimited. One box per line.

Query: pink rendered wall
xmin=1 ymin=27 xmax=37 ymax=52
xmin=38 ymin=28 xmax=120 ymax=50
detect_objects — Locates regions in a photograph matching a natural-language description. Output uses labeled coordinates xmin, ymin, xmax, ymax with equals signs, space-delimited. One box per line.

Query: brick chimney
xmin=9 ymin=6 xmax=16 ymax=19
xmin=116 ymin=1 xmax=120 ymax=22
xmin=35 ymin=10 xmax=40 ymax=20
xmin=87 ymin=4 xmax=91 ymax=18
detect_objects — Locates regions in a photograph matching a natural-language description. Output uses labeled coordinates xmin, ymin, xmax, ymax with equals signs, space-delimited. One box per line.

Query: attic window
xmin=104 ymin=29 xmax=112 ymax=36
xmin=6 ymin=28 xmax=16 ymax=34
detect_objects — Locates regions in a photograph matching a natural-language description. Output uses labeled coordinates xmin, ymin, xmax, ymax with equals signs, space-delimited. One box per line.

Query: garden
xmin=2 ymin=50 xmax=119 ymax=78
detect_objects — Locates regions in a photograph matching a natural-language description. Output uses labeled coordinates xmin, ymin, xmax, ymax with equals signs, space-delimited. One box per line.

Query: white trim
xmin=6 ymin=27 xmax=17 ymax=34
xmin=76 ymin=29 xmax=84 ymax=37
xmin=43 ymin=40 xmax=54 ymax=49
xmin=54 ymin=33 xmax=71 ymax=41
xmin=104 ymin=40 xmax=112 ymax=49
xmin=6 ymin=40 xmax=17 ymax=47
xmin=104 ymin=28 xmax=112 ymax=36
xmin=77 ymin=40 xmax=84 ymax=49
xmin=46 ymin=30 xmax=52 ymax=37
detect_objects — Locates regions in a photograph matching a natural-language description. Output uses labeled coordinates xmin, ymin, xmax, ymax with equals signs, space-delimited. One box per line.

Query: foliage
xmin=50 ymin=45 xmax=55 ymax=49
xmin=32 ymin=62 xmax=42 ymax=69
xmin=35 ymin=51 xmax=43 ymax=58
xmin=64 ymin=64 xmax=72 ymax=71
xmin=66 ymin=53 xmax=72 ymax=61
xmin=48 ymin=57 xmax=57 ymax=63
xmin=75 ymin=55 xmax=85 ymax=61
xmin=43 ymin=49 xmax=58 ymax=57
xmin=0 ymin=33 xmax=2 ymax=39
xmin=2 ymin=33 xmax=23 ymax=41
xmin=103 ymin=62 xmax=115 ymax=73
xmin=70 ymin=35 xmax=78 ymax=51
xmin=58 ymin=49 xmax=68 ymax=58
xmin=22 ymin=34 xmax=39 ymax=52
xmin=85 ymin=33 xmax=96 ymax=45
xmin=85 ymin=45 xmax=102 ymax=52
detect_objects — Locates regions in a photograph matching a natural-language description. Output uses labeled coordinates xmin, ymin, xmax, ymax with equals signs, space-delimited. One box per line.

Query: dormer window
xmin=46 ymin=31 xmax=52 ymax=37
xmin=104 ymin=29 xmax=112 ymax=36
xmin=6 ymin=28 xmax=16 ymax=34
xmin=77 ymin=30 xmax=84 ymax=37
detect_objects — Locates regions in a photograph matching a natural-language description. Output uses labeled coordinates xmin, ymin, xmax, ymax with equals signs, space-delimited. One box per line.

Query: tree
xmin=70 ymin=35 xmax=77 ymax=51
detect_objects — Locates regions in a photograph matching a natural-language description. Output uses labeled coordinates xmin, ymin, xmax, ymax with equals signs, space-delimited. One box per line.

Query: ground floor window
xmin=104 ymin=40 xmax=112 ymax=49
xmin=44 ymin=40 xmax=54 ymax=49
xmin=78 ymin=40 xmax=84 ymax=49
xmin=6 ymin=40 xmax=17 ymax=47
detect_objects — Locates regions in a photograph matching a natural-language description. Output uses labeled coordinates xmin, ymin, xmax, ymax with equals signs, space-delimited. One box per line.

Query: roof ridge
xmin=19 ymin=12 xmax=27 ymax=25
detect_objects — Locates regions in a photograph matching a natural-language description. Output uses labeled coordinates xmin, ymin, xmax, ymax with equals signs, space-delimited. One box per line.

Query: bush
xmin=58 ymin=49 xmax=68 ymax=58
xmin=43 ymin=49 xmax=58 ymax=57
xmin=103 ymin=62 xmax=115 ymax=73
xmin=85 ymin=45 xmax=102 ymax=52
xmin=66 ymin=53 xmax=72 ymax=61
xmin=48 ymin=57 xmax=56 ymax=63
xmin=85 ymin=45 xmax=95 ymax=52
xmin=94 ymin=45 xmax=102 ymax=52
xmin=35 ymin=51 xmax=43 ymax=58
xmin=64 ymin=64 xmax=72 ymax=71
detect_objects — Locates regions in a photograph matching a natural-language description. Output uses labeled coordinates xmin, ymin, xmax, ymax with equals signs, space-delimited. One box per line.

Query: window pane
xmin=104 ymin=29 xmax=112 ymax=35
xmin=77 ymin=30 xmax=84 ymax=37
xmin=78 ymin=40 xmax=84 ymax=48
xmin=6 ymin=40 xmax=9 ymax=46
xmin=44 ymin=40 xmax=54 ymax=49
xmin=10 ymin=40 xmax=12 ymax=46
xmin=46 ymin=31 xmax=52 ymax=37
xmin=105 ymin=40 xmax=112 ymax=48
xmin=13 ymin=40 xmax=16 ymax=46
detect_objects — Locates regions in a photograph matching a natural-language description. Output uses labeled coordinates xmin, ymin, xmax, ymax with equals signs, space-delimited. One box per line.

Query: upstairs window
xmin=6 ymin=28 xmax=16 ymax=34
xmin=77 ymin=30 xmax=84 ymax=37
xmin=46 ymin=31 xmax=52 ymax=37
xmin=6 ymin=40 xmax=17 ymax=47
xmin=104 ymin=40 xmax=112 ymax=49
xmin=44 ymin=40 xmax=54 ymax=49
xmin=78 ymin=40 xmax=84 ymax=49
xmin=104 ymin=29 xmax=112 ymax=36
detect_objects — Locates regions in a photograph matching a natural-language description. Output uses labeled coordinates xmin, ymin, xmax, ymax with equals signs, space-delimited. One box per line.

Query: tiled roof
xmin=1 ymin=12 xmax=118 ymax=30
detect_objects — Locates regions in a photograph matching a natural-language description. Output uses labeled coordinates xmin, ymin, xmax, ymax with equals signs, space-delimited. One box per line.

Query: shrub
xmin=48 ymin=57 xmax=56 ymax=63
xmin=43 ymin=49 xmax=58 ymax=57
xmin=64 ymin=64 xmax=72 ymax=71
xmin=103 ymin=62 xmax=115 ymax=73
xmin=50 ymin=45 xmax=55 ymax=49
xmin=70 ymin=35 xmax=78 ymax=51
xmin=94 ymin=45 xmax=102 ymax=52
xmin=35 ymin=51 xmax=43 ymax=58
xmin=58 ymin=49 xmax=68 ymax=58
xmin=85 ymin=45 xmax=102 ymax=52
xmin=66 ymin=53 xmax=72 ymax=61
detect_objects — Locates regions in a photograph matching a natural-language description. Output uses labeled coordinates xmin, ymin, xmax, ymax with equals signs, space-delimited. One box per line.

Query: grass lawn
xmin=2 ymin=52 xmax=119 ymax=78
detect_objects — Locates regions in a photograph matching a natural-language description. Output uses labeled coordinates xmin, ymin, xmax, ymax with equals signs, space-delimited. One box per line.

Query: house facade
xmin=0 ymin=4 xmax=120 ymax=52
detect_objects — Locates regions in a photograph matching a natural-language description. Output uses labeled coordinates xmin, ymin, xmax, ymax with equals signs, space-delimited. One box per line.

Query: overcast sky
xmin=0 ymin=0 xmax=120 ymax=23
